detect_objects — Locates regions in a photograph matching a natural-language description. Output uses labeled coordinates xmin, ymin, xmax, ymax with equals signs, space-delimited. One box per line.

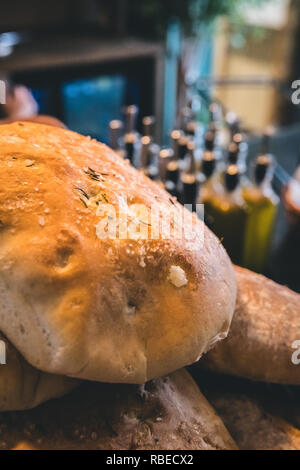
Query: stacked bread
xmin=0 ymin=121 xmax=299 ymax=450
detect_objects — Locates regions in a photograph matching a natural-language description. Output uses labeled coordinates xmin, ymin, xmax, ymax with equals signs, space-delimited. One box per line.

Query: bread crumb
xmin=38 ymin=216 xmax=45 ymax=227
xmin=168 ymin=265 xmax=188 ymax=288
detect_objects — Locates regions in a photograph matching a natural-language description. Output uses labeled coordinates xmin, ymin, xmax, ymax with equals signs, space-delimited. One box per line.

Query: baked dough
xmin=0 ymin=122 xmax=236 ymax=384
xmin=0 ymin=369 xmax=237 ymax=450
xmin=203 ymin=266 xmax=300 ymax=384
xmin=0 ymin=332 xmax=78 ymax=411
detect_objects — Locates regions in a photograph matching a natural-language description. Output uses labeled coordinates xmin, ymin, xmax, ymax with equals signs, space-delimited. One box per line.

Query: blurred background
xmin=0 ymin=0 xmax=300 ymax=290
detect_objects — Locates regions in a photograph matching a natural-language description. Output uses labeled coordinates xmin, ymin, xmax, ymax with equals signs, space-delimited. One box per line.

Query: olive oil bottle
xmin=208 ymin=165 xmax=248 ymax=265
xmin=215 ymin=142 xmax=239 ymax=183
xmin=109 ymin=120 xmax=125 ymax=158
xmin=197 ymin=150 xmax=222 ymax=210
xmin=243 ymin=154 xmax=279 ymax=273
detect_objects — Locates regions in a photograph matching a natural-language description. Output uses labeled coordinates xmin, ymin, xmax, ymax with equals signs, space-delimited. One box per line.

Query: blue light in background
xmin=62 ymin=75 xmax=126 ymax=143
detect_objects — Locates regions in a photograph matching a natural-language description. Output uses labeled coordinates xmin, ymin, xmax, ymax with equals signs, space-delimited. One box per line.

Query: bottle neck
xmin=253 ymin=178 xmax=277 ymax=201
xmin=223 ymin=165 xmax=242 ymax=200
xmin=202 ymin=153 xmax=216 ymax=180
xmin=223 ymin=184 xmax=245 ymax=207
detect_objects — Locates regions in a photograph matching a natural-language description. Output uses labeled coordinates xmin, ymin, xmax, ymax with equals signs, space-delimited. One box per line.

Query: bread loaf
xmin=202 ymin=266 xmax=300 ymax=384
xmin=206 ymin=390 xmax=300 ymax=450
xmin=0 ymin=122 xmax=236 ymax=384
xmin=0 ymin=115 xmax=66 ymax=128
xmin=191 ymin=370 xmax=300 ymax=450
xmin=0 ymin=369 xmax=236 ymax=450
xmin=0 ymin=332 xmax=78 ymax=411
xmin=0 ymin=332 xmax=79 ymax=411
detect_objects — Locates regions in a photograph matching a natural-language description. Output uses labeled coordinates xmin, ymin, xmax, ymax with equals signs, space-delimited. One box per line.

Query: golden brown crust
xmin=0 ymin=122 xmax=236 ymax=384
xmin=0 ymin=369 xmax=237 ymax=450
xmin=0 ymin=115 xmax=66 ymax=128
xmin=202 ymin=266 xmax=300 ymax=384
xmin=0 ymin=332 xmax=78 ymax=411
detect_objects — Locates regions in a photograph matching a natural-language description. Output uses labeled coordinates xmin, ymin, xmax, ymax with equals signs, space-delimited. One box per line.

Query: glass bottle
xmin=109 ymin=120 xmax=125 ymax=158
xmin=142 ymin=116 xmax=160 ymax=163
xmin=208 ymin=165 xmax=248 ymax=266
xmin=166 ymin=160 xmax=180 ymax=186
xmin=181 ymin=172 xmax=199 ymax=211
xmin=124 ymin=133 xmax=138 ymax=166
xmin=158 ymin=148 xmax=174 ymax=183
xmin=198 ymin=151 xmax=219 ymax=208
xmin=196 ymin=150 xmax=221 ymax=229
xmin=140 ymin=136 xmax=152 ymax=169
xmin=243 ymin=154 xmax=279 ymax=273
xmin=142 ymin=116 xmax=155 ymax=137
xmin=124 ymin=105 xmax=139 ymax=135
xmin=170 ymin=130 xmax=182 ymax=161
xmin=178 ymin=135 xmax=188 ymax=171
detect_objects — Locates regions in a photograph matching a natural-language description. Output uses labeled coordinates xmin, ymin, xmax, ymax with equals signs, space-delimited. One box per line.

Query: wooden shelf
xmin=0 ymin=35 xmax=163 ymax=73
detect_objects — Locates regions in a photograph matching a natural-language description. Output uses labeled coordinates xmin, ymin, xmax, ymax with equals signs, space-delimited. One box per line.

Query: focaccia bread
xmin=0 ymin=369 xmax=237 ymax=450
xmin=202 ymin=266 xmax=300 ymax=384
xmin=0 ymin=332 xmax=78 ymax=411
xmin=0 ymin=122 xmax=236 ymax=384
